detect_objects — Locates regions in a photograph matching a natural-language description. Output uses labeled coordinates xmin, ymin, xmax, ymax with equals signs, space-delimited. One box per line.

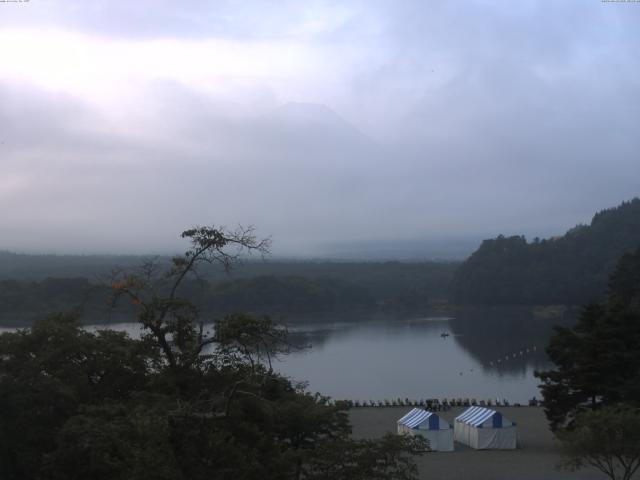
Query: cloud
xmin=0 ymin=1 xmax=639 ymax=256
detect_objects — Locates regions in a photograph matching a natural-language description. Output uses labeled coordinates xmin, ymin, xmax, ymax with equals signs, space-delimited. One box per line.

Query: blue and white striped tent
xmin=454 ymin=406 xmax=517 ymax=449
xmin=397 ymin=408 xmax=454 ymax=451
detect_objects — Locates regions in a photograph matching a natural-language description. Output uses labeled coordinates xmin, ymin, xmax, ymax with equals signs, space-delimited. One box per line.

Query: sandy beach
xmin=349 ymin=406 xmax=606 ymax=480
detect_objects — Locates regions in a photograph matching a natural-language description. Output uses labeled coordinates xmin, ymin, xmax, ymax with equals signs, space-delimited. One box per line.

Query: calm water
xmin=4 ymin=308 xmax=572 ymax=403
xmin=277 ymin=311 xmax=559 ymax=403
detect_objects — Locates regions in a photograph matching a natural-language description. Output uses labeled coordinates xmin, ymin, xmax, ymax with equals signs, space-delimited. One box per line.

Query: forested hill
xmin=452 ymin=198 xmax=640 ymax=306
xmin=0 ymin=260 xmax=458 ymax=326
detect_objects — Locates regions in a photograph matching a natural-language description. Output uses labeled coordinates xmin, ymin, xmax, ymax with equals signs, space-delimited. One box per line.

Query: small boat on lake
xmin=440 ymin=332 xmax=450 ymax=338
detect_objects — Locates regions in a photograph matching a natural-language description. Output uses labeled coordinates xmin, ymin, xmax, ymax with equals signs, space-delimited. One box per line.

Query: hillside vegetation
xmin=453 ymin=198 xmax=640 ymax=305
xmin=0 ymin=261 xmax=457 ymax=327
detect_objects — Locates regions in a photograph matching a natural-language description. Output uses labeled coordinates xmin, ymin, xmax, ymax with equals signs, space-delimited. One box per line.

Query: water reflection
xmin=4 ymin=308 xmax=574 ymax=403
xmin=449 ymin=307 xmax=574 ymax=377
xmin=274 ymin=309 xmax=574 ymax=403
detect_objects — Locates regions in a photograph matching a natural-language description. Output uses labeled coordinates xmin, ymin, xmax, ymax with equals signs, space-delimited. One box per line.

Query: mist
xmin=1 ymin=0 xmax=638 ymax=257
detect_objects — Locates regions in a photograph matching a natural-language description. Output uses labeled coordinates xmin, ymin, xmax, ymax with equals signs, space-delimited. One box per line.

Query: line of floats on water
xmin=440 ymin=330 xmax=539 ymax=369
xmin=488 ymin=345 xmax=538 ymax=367
xmin=337 ymin=397 xmax=540 ymax=409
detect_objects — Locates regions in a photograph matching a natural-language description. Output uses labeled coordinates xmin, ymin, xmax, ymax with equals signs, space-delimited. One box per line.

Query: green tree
xmin=107 ymin=225 xmax=271 ymax=387
xmin=44 ymin=402 xmax=180 ymax=480
xmin=0 ymin=313 xmax=155 ymax=479
xmin=557 ymin=406 xmax=640 ymax=480
xmin=214 ymin=312 xmax=291 ymax=372
xmin=303 ymin=433 xmax=429 ymax=480
xmin=535 ymin=246 xmax=640 ymax=431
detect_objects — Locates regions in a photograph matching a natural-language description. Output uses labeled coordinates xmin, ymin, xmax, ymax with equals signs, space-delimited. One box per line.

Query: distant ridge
xmin=452 ymin=198 xmax=640 ymax=305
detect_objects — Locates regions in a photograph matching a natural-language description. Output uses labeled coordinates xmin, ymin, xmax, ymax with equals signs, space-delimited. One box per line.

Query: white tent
xmin=454 ymin=406 xmax=517 ymax=450
xmin=397 ymin=408 xmax=454 ymax=452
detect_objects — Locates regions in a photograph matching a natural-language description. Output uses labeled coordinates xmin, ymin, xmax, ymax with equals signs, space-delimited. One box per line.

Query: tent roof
xmin=397 ymin=408 xmax=442 ymax=429
xmin=455 ymin=406 xmax=506 ymax=427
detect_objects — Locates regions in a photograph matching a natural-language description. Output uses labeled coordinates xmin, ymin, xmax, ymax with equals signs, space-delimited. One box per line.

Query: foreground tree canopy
xmin=0 ymin=226 xmax=427 ymax=480
xmin=536 ymin=245 xmax=640 ymax=431
xmin=557 ymin=405 xmax=640 ymax=480
xmin=535 ymin=246 xmax=640 ymax=479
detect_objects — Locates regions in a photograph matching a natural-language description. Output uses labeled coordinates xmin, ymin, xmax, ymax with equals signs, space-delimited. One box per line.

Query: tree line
xmin=0 ymin=265 xmax=456 ymax=327
xmin=452 ymin=198 xmax=640 ymax=305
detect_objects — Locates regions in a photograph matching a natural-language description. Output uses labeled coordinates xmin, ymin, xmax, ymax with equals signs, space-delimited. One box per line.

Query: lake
xmin=0 ymin=308 xmax=573 ymax=403
xmin=69 ymin=307 xmax=570 ymax=404
xmin=279 ymin=310 xmax=564 ymax=403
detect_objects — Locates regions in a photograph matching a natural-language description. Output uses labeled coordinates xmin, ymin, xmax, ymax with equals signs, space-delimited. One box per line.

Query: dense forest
xmin=3 ymin=198 xmax=639 ymax=323
xmin=452 ymin=198 xmax=640 ymax=306
xmin=0 ymin=260 xmax=457 ymax=327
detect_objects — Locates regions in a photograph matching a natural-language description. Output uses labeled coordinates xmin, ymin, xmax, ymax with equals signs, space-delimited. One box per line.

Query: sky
xmin=0 ymin=0 xmax=639 ymax=258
